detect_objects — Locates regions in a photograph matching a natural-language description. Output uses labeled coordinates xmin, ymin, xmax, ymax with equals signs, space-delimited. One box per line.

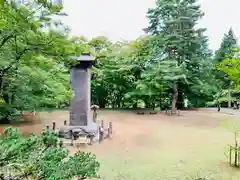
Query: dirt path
xmin=207 ymin=107 xmax=240 ymax=116
xmin=0 ymin=109 xmax=232 ymax=155
xmin=57 ymin=110 xmax=230 ymax=155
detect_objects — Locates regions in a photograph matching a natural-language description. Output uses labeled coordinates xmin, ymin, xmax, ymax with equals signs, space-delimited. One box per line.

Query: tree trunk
xmin=116 ymin=98 xmax=121 ymax=108
xmin=144 ymin=96 xmax=151 ymax=108
xmin=159 ymin=98 xmax=162 ymax=111
xmin=177 ymin=90 xmax=184 ymax=109
xmin=159 ymin=86 xmax=162 ymax=111
xmin=171 ymin=81 xmax=178 ymax=113
xmin=228 ymin=80 xmax=231 ymax=108
xmin=151 ymin=96 xmax=156 ymax=110
xmin=133 ymin=102 xmax=137 ymax=109
xmin=98 ymin=98 xmax=106 ymax=108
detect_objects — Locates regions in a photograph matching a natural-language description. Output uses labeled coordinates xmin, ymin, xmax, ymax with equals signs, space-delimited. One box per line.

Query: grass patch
xmin=96 ymin=127 xmax=240 ymax=180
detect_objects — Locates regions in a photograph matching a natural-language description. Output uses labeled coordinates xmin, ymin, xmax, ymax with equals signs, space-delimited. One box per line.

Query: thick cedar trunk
xmin=133 ymin=102 xmax=137 ymax=109
xmin=116 ymin=98 xmax=121 ymax=108
xmin=97 ymin=95 xmax=107 ymax=108
xmin=171 ymin=80 xmax=178 ymax=113
xmin=177 ymin=90 xmax=184 ymax=109
xmin=145 ymin=101 xmax=151 ymax=108
xmin=98 ymin=100 xmax=106 ymax=108
xmin=228 ymin=80 xmax=231 ymax=108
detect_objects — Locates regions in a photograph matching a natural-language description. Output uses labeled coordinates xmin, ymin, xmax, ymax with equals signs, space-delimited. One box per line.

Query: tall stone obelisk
xmin=70 ymin=53 xmax=95 ymax=127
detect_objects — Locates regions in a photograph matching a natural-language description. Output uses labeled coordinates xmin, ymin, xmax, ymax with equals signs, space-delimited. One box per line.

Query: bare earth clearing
xmin=2 ymin=109 xmax=240 ymax=180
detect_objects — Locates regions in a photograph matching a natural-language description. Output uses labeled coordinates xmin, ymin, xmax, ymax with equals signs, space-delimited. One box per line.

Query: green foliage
xmin=89 ymin=26 xmax=217 ymax=109
xmin=146 ymin=0 xmax=214 ymax=109
xmin=215 ymin=28 xmax=237 ymax=63
xmin=0 ymin=0 xmax=237 ymax=121
xmin=212 ymin=29 xmax=238 ymax=107
xmin=0 ymin=127 xmax=100 ymax=179
xmin=0 ymin=1 xmax=79 ymax=121
xmin=217 ymin=49 xmax=240 ymax=84
xmin=217 ymin=48 xmax=240 ymax=105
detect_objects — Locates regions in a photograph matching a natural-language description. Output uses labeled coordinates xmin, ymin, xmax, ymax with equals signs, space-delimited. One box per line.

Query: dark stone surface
xmin=58 ymin=121 xmax=99 ymax=140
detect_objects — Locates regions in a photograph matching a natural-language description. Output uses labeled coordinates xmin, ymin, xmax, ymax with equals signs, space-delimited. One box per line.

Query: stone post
xmin=58 ymin=53 xmax=99 ymax=141
xmin=70 ymin=53 xmax=95 ymax=126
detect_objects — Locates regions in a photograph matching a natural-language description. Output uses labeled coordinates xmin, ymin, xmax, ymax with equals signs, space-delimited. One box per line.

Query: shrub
xmin=0 ymin=127 xmax=100 ymax=179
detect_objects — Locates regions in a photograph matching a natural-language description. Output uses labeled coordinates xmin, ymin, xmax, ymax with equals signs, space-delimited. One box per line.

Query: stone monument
xmin=59 ymin=53 xmax=99 ymax=140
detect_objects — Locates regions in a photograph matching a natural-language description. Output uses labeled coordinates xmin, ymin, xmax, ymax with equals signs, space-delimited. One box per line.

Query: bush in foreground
xmin=0 ymin=127 xmax=100 ymax=179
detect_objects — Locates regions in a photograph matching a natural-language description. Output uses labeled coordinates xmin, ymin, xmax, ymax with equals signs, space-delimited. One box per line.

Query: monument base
xmin=57 ymin=120 xmax=112 ymax=146
xmin=59 ymin=121 xmax=99 ymax=138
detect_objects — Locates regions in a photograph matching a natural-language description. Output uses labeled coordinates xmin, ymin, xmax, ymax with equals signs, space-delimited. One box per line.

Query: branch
xmin=26 ymin=39 xmax=54 ymax=47
xmin=0 ymin=34 xmax=55 ymax=75
xmin=8 ymin=0 xmax=40 ymax=20
xmin=14 ymin=34 xmax=18 ymax=54
xmin=0 ymin=34 xmax=14 ymax=49
xmin=43 ymin=51 xmax=69 ymax=57
xmin=0 ymin=47 xmax=38 ymax=75
xmin=0 ymin=155 xmax=16 ymax=167
xmin=0 ymin=1 xmax=50 ymax=50
xmin=27 ymin=4 xmax=44 ymax=19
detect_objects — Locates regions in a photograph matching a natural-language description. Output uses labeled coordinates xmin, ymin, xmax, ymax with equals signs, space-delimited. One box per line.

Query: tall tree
xmin=0 ymin=1 xmax=79 ymax=121
xmin=147 ymin=0 xmax=208 ymax=113
xmin=215 ymin=28 xmax=237 ymax=63
xmin=215 ymin=28 xmax=237 ymax=108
